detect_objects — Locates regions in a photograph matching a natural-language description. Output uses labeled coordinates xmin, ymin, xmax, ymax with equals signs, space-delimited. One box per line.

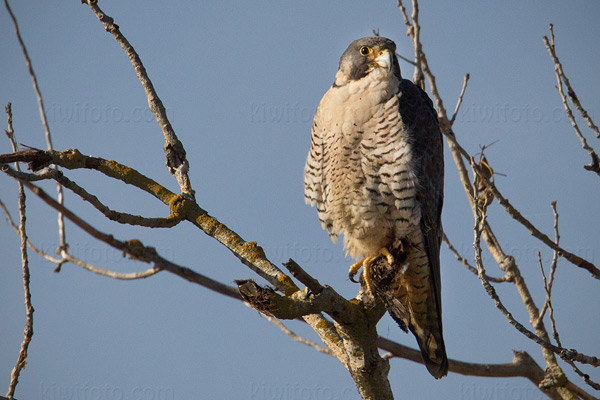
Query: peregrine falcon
xmin=304 ymin=36 xmax=447 ymax=378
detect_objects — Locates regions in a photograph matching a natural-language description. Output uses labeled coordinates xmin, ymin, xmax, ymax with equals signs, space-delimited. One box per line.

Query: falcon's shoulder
xmin=397 ymin=79 xmax=443 ymax=220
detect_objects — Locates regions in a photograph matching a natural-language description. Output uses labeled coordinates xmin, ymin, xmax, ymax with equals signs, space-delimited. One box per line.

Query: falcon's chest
xmin=321 ymin=72 xmax=419 ymax=213
xmin=318 ymin=71 xmax=413 ymax=180
xmin=319 ymin=69 xmax=401 ymax=137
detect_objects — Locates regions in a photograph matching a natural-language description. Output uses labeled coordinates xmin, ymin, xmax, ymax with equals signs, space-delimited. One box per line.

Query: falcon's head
xmin=334 ymin=36 xmax=401 ymax=87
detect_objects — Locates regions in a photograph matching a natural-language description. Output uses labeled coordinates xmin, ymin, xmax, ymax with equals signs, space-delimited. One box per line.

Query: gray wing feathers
xmin=398 ymin=79 xmax=447 ymax=378
xmin=398 ymin=79 xmax=444 ymax=315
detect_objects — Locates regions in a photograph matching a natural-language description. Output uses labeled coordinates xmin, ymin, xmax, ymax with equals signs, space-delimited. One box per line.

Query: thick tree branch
xmin=236 ymin=274 xmax=393 ymax=399
xmin=0 ymin=148 xmax=300 ymax=296
xmin=378 ymin=337 xmax=550 ymax=383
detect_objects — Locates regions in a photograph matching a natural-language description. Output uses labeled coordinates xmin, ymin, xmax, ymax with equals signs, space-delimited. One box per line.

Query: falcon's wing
xmin=398 ymin=79 xmax=444 ymax=318
xmin=397 ymin=78 xmax=447 ymax=378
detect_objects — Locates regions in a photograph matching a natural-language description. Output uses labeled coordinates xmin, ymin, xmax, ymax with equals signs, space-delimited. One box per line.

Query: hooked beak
xmin=375 ymin=49 xmax=393 ymax=72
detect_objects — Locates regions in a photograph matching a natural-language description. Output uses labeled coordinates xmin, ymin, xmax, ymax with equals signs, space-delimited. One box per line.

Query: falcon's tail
xmin=410 ymin=323 xmax=448 ymax=379
xmin=382 ymin=293 xmax=448 ymax=379
xmin=370 ymin=247 xmax=449 ymax=379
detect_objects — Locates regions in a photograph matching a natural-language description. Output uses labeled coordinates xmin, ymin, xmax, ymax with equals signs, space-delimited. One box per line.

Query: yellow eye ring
xmin=359 ymin=46 xmax=372 ymax=56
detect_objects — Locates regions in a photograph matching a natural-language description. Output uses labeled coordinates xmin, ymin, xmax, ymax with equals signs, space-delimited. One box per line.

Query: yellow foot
xmin=348 ymin=248 xmax=395 ymax=293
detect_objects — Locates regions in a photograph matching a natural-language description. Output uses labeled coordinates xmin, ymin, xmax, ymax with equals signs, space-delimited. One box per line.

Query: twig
xmin=54 ymin=171 xmax=181 ymax=228
xmin=450 ymin=73 xmax=470 ymax=125
xmin=1 ymin=166 xmax=181 ymax=228
xmin=397 ymin=0 xmax=449 ymax=129
xmin=565 ymin=359 xmax=600 ymax=391
xmin=547 ymin=25 xmax=600 ymax=142
xmin=537 ymin=202 xmax=560 ymax=327
xmin=8 ymin=173 xmax=240 ymax=299
xmin=472 ymin=159 xmax=599 ymax=370
xmin=543 ymin=25 xmax=600 ymax=175
xmin=442 ymin=233 xmax=511 ymax=283
xmin=0 ymin=198 xmax=159 ymax=279
xmin=537 ymin=253 xmax=559 ymax=341
xmin=283 ymin=259 xmax=324 ymax=293
xmin=483 ymin=174 xmax=599 ymax=279
xmin=379 ymin=336 xmax=597 ymax=400
xmin=4 ymin=0 xmax=68 ymax=257
xmin=395 ymin=52 xmax=416 ymax=66
xmin=61 ymin=252 xmax=160 ymax=280
xmin=0 ymin=149 xmax=176 ymax=203
xmin=4 ymin=103 xmax=34 ymax=400
xmin=0 ymin=197 xmax=63 ymax=264
xmin=538 ymin=205 xmax=600 ymax=391
xmin=264 ymin=316 xmax=333 ymax=356
xmin=82 ymin=0 xmax=194 ymax=198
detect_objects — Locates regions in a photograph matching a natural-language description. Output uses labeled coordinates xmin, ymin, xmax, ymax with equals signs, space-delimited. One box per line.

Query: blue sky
xmin=1 ymin=1 xmax=599 ymax=399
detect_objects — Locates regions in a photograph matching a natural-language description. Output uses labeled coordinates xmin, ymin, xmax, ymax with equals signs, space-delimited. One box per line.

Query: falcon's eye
xmin=359 ymin=46 xmax=372 ymax=56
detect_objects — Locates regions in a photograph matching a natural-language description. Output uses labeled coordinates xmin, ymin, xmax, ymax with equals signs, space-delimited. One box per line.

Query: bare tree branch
xmin=264 ymin=315 xmax=333 ymax=356
xmin=236 ymin=274 xmax=393 ymax=399
xmin=2 ymin=2 xmax=597 ymax=399
xmin=1 ymin=166 xmax=182 ymax=228
xmin=4 ymin=104 xmax=34 ymax=400
xmin=0 ymin=197 xmax=63 ymax=264
xmin=450 ymin=73 xmax=470 ymax=126
xmin=60 ymin=252 xmax=161 ymax=280
xmin=1 ymin=169 xmax=240 ymax=299
xmin=443 ymin=233 xmax=511 ymax=283
xmin=543 ymin=24 xmax=600 ymax=175
xmin=483 ymin=173 xmax=599 ymax=279
xmin=82 ymin=0 xmax=194 ymax=198
xmin=4 ymin=0 xmax=67 ymax=258
xmin=0 ymin=148 xmax=301 ymax=297
xmin=547 ymin=24 xmax=600 ymax=142
xmin=395 ymin=2 xmax=598 ymax=394
xmin=538 ymin=202 xmax=561 ymax=324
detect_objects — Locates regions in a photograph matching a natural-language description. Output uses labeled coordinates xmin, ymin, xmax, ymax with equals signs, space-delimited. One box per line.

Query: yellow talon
xmin=348 ymin=247 xmax=395 ymax=293
xmin=379 ymin=247 xmax=395 ymax=265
